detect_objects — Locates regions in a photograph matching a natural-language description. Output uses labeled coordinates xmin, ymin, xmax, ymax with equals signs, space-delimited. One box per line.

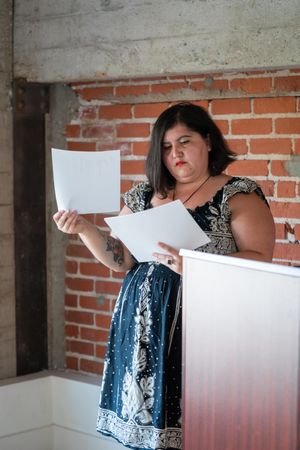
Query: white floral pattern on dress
xmin=121 ymin=264 xmax=155 ymax=425
xmin=97 ymin=408 xmax=182 ymax=449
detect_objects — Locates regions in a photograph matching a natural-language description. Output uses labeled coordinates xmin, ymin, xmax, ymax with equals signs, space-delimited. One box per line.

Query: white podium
xmin=180 ymin=250 xmax=300 ymax=450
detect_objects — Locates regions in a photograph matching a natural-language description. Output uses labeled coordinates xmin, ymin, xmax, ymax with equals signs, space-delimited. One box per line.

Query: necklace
xmin=173 ymin=175 xmax=211 ymax=205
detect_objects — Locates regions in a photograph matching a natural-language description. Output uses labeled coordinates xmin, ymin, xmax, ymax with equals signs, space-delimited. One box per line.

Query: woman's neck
xmin=173 ymin=174 xmax=211 ymax=205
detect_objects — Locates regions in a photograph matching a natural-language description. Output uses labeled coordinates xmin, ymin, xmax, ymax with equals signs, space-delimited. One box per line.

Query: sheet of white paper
xmin=105 ymin=200 xmax=210 ymax=262
xmin=51 ymin=148 xmax=120 ymax=214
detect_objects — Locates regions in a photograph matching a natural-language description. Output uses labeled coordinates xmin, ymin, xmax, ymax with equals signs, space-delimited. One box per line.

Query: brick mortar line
xmin=273 ymin=258 xmax=300 ymax=263
xmin=65 ymin=323 xmax=111 ymax=330
xmin=120 ymin=174 xmax=147 ymax=181
xmin=120 ymin=155 xmax=147 ymax=160
xmin=276 ymin=238 xmax=300 ymax=243
xmin=65 ymin=289 xmax=117 ymax=297
xmin=247 ymin=154 xmax=296 ymax=158
xmin=211 ymin=113 xmax=300 ymax=119
xmin=65 ymin=324 xmax=109 ymax=336
xmin=77 ymin=91 xmax=300 ymax=105
xmin=65 ymin=292 xmax=117 ymax=299
xmin=65 ymin=256 xmax=98 ymax=261
xmin=66 ymin=137 xmax=150 ymax=142
xmin=261 ymin=197 xmax=295 ymax=202
xmin=65 ymin=310 xmax=112 ymax=317
xmin=234 ymin=154 xmax=291 ymax=160
xmin=71 ymin=71 xmax=299 ymax=89
xmin=66 ymin=352 xmax=102 ymax=360
xmin=225 ymin=134 xmax=300 ymax=138
xmin=65 ymin=299 xmax=117 ymax=307
xmin=273 ymin=198 xmax=300 ymax=202
xmin=65 ymin=307 xmax=116 ymax=314
xmin=275 ymin=218 xmax=300 ymax=223
xmin=66 ymin=274 xmax=123 ymax=281
xmin=270 ymin=199 xmax=300 ymax=203
xmin=76 ymin=118 xmax=157 ymax=124
xmin=67 ymin=354 xmax=107 ymax=360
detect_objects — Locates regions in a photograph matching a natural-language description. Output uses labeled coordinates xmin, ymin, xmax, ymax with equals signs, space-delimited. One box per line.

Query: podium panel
xmin=181 ymin=250 xmax=300 ymax=450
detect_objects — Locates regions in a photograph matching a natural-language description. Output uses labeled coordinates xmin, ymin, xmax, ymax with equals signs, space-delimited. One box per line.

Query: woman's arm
xmin=153 ymin=191 xmax=275 ymax=273
xmin=228 ymin=192 xmax=275 ymax=262
xmin=53 ymin=205 xmax=136 ymax=272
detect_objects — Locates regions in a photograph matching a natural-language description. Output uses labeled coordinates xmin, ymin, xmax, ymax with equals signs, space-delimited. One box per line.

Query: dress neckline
xmin=148 ymin=177 xmax=235 ymax=212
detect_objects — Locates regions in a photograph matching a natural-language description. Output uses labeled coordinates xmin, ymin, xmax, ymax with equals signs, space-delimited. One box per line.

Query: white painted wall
xmin=0 ymin=371 xmax=123 ymax=450
xmin=13 ymin=0 xmax=300 ymax=83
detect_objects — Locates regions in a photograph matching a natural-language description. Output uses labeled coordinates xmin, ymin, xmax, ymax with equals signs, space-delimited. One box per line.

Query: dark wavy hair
xmin=145 ymin=102 xmax=236 ymax=197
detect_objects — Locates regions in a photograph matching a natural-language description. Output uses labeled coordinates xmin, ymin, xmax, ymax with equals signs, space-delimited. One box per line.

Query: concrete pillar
xmin=46 ymin=83 xmax=78 ymax=370
xmin=0 ymin=0 xmax=16 ymax=379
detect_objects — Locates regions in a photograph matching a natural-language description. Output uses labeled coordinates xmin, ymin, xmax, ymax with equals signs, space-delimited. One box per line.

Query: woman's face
xmin=162 ymin=123 xmax=210 ymax=183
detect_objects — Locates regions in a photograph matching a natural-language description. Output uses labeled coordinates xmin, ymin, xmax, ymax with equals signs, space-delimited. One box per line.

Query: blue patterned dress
xmin=96 ymin=177 xmax=266 ymax=449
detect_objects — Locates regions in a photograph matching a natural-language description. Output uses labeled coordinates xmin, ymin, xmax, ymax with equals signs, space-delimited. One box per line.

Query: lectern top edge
xmin=180 ymin=248 xmax=300 ymax=278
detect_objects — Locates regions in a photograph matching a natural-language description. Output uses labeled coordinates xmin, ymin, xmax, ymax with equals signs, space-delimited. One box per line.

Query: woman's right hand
xmin=53 ymin=210 xmax=92 ymax=235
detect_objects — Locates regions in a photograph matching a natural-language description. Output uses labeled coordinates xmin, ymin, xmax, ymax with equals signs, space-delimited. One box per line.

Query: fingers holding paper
xmin=53 ymin=210 xmax=90 ymax=234
xmin=153 ymin=242 xmax=183 ymax=275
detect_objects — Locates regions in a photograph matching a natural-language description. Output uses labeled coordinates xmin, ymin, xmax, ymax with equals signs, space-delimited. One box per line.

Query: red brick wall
xmin=64 ymin=69 xmax=300 ymax=375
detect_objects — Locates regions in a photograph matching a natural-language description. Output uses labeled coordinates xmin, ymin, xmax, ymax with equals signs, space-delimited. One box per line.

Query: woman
xmin=54 ymin=102 xmax=275 ymax=449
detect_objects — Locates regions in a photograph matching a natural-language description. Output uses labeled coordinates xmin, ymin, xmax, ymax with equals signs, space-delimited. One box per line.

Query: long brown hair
xmin=145 ymin=102 xmax=236 ymax=197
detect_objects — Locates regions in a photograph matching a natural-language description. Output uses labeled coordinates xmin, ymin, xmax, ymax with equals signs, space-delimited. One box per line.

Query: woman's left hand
xmin=153 ymin=242 xmax=182 ymax=275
